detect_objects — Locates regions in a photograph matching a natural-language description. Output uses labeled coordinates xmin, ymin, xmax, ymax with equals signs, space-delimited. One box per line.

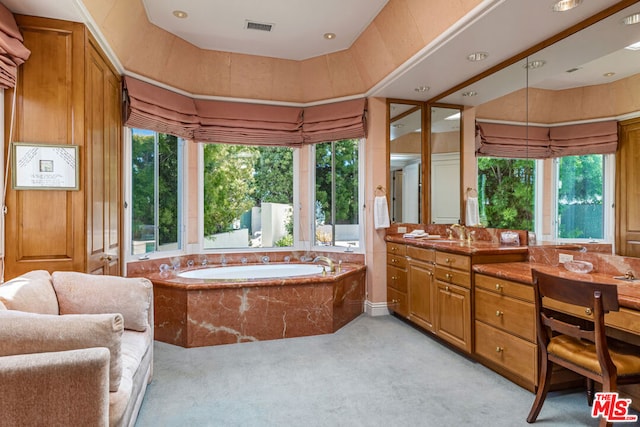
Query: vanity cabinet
xmin=407 ymin=246 xmax=436 ymax=332
xmin=387 ymin=243 xmax=408 ymax=317
xmin=474 ymin=274 xmax=537 ymax=390
xmin=435 ymin=251 xmax=472 ymax=353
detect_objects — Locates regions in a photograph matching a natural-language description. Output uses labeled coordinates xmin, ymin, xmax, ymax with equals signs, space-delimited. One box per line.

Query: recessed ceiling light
xmin=603 ymin=72 xmax=616 ymax=78
xmin=552 ymin=0 xmax=582 ymax=12
xmin=462 ymin=91 xmax=478 ymax=97
xmin=173 ymin=10 xmax=188 ymax=19
xmin=414 ymin=86 xmax=430 ymax=93
xmin=467 ymin=52 xmax=488 ymax=62
xmin=622 ymin=13 xmax=640 ymax=25
xmin=523 ymin=59 xmax=546 ymax=69
xmin=324 ymin=33 xmax=336 ymax=40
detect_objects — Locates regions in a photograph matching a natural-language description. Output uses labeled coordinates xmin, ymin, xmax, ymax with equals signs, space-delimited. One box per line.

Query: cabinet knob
xmin=495 ymin=283 xmax=503 ymax=291
xmin=391 ymin=276 xmax=398 ymax=281
xmin=445 ymin=258 xmax=451 ymax=263
xmin=391 ymin=299 xmax=399 ymax=304
xmin=585 ymin=308 xmax=592 ymax=316
xmin=496 ymin=346 xmax=504 ymax=353
xmin=391 ymin=246 xmax=397 ymax=252
xmin=445 ymin=286 xmax=450 ymax=292
xmin=445 ymin=273 xmax=453 ymax=280
xmin=428 ymin=271 xmax=433 ymax=277
xmin=496 ymin=310 xmax=504 ymax=317
xmin=391 ymin=258 xmax=397 ymax=263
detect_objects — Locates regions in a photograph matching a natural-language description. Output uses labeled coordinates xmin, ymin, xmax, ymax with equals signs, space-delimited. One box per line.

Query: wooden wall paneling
xmin=616 ymin=118 xmax=640 ymax=257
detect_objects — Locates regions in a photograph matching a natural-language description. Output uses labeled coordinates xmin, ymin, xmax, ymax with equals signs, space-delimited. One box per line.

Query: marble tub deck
xmin=144 ymin=264 xmax=366 ymax=348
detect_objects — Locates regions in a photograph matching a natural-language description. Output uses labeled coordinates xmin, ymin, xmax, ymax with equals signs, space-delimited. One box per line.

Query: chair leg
xmin=527 ymin=359 xmax=553 ymax=423
xmin=597 ymin=378 xmax=615 ymax=427
xmin=586 ymin=378 xmax=594 ymax=406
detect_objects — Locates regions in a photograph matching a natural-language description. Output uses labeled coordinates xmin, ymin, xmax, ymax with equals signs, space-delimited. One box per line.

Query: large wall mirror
xmin=389 ymin=101 xmax=423 ymax=224
xmin=435 ymin=2 xmax=640 ymax=246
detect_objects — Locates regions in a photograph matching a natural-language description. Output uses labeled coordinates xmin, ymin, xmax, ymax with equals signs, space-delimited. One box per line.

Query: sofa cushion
xmin=52 ymin=272 xmax=152 ymax=332
xmin=0 ymin=270 xmax=58 ymax=314
xmin=0 ymin=310 xmax=124 ymax=392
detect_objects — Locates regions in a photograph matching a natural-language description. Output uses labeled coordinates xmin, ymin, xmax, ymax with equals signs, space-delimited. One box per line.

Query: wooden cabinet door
xmin=409 ymin=260 xmax=435 ymax=332
xmin=436 ymin=280 xmax=471 ymax=352
xmin=616 ymin=118 xmax=640 ymax=257
xmin=85 ymin=38 xmax=121 ymax=275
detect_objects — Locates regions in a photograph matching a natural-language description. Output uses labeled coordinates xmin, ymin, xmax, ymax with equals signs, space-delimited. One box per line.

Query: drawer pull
xmin=445 ymin=258 xmax=452 ymax=264
xmin=391 ymin=258 xmax=397 ymax=263
xmin=445 ymin=273 xmax=453 ymax=280
xmin=391 ymin=299 xmax=399 ymax=304
xmin=391 ymin=246 xmax=397 ymax=252
xmin=428 ymin=271 xmax=433 ymax=277
xmin=496 ymin=346 xmax=504 ymax=353
xmin=495 ymin=283 xmax=503 ymax=291
xmin=391 ymin=276 xmax=398 ymax=281
xmin=496 ymin=310 xmax=504 ymax=317
xmin=445 ymin=286 xmax=450 ymax=292
xmin=585 ymin=308 xmax=592 ymax=315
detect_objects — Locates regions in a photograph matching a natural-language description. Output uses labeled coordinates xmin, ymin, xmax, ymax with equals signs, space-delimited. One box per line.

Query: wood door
xmin=616 ymin=118 xmax=640 ymax=257
xmin=408 ymin=260 xmax=435 ymax=332
xmin=85 ymin=37 xmax=121 ymax=275
xmin=436 ymin=280 xmax=471 ymax=352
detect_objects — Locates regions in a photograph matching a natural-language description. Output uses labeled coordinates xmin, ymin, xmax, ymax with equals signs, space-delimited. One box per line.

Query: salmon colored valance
xmin=123 ymin=76 xmax=367 ymax=146
xmin=476 ymin=120 xmax=618 ymax=159
xmin=0 ymin=3 xmax=30 ymax=89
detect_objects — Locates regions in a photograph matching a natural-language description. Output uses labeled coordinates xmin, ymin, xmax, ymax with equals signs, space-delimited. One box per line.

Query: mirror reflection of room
xmin=430 ymin=106 xmax=461 ymax=224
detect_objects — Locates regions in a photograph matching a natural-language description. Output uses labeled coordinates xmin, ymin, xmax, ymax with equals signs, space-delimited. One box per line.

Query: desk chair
xmin=527 ymin=269 xmax=640 ymax=427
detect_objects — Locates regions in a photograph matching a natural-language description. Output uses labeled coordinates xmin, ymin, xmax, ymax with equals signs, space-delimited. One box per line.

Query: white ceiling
xmin=2 ymin=0 xmax=638 ymax=103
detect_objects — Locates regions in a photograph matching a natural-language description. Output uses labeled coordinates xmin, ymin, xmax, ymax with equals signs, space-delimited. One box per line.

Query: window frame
xmin=310 ymin=138 xmax=365 ymax=253
xmin=125 ymin=128 xmax=187 ymax=261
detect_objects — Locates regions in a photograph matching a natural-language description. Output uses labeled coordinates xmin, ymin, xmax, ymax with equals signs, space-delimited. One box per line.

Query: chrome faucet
xmin=451 ymin=224 xmax=467 ymax=241
xmin=313 ymin=256 xmax=335 ymax=272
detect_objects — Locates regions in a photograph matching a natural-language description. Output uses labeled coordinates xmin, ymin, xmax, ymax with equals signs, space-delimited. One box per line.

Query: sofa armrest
xmin=0 ymin=348 xmax=110 ymax=427
xmin=52 ymin=272 xmax=153 ymax=332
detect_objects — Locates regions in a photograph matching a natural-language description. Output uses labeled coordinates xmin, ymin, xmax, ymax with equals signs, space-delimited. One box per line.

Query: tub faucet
xmin=313 ymin=256 xmax=335 ymax=273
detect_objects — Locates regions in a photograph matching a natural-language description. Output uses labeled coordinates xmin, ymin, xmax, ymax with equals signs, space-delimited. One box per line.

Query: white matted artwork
xmin=12 ymin=143 xmax=79 ymax=190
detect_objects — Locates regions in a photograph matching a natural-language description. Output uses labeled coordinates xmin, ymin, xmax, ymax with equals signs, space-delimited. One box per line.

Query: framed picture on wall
xmin=12 ymin=143 xmax=79 ymax=190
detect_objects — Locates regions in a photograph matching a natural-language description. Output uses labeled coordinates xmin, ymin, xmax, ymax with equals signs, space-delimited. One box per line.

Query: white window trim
xmin=310 ymin=139 xmax=365 ymax=253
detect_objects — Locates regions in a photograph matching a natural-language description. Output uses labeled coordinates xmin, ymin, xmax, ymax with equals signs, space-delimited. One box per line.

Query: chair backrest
xmin=531 ymin=269 xmax=619 ymax=343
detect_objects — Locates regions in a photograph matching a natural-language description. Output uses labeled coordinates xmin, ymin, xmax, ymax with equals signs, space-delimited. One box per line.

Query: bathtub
xmin=178 ymin=264 xmax=325 ymax=280
xmin=145 ymin=261 xmax=366 ymax=348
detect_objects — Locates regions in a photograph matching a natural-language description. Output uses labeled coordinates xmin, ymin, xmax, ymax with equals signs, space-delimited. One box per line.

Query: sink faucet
xmin=313 ymin=256 xmax=335 ymax=272
xmin=451 ymin=224 xmax=467 ymax=241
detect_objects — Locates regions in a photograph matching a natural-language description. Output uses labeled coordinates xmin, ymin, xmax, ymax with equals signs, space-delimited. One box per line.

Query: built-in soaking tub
xmin=137 ymin=259 xmax=366 ymax=348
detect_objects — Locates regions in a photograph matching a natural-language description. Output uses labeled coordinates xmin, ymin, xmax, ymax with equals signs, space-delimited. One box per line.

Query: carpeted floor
xmin=135 ymin=314 xmax=633 ymax=426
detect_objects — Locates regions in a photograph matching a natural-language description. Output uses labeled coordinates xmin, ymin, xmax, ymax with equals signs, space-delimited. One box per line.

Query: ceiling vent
xmin=245 ymin=20 xmax=274 ymax=32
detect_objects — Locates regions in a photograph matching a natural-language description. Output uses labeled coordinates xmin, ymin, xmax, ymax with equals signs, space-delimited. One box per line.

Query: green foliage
xmin=477 ymin=157 xmax=535 ymax=231
xmin=157 ymin=134 xmax=179 ymax=245
xmin=252 ymin=147 xmax=293 ymax=205
xmin=203 ymin=145 xmax=256 ymax=236
xmin=131 ymin=133 xmax=154 ymax=241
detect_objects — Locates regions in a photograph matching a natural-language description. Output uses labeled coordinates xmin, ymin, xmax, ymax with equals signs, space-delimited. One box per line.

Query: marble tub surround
xmin=127 ymin=250 xmax=363 ymax=277
xmin=140 ymin=263 xmax=365 ymax=348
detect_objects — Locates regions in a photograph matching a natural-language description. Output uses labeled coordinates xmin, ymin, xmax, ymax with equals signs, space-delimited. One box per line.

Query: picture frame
xmin=12 ymin=143 xmax=79 ymax=190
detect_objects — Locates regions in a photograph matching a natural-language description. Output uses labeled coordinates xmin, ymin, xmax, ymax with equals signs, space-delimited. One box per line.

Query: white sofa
xmin=0 ymin=270 xmax=154 ymax=427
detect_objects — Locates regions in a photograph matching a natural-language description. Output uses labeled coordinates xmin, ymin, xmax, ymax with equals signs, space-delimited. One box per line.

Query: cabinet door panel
xmin=409 ymin=261 xmax=435 ymax=331
xmin=436 ymin=281 xmax=471 ymax=352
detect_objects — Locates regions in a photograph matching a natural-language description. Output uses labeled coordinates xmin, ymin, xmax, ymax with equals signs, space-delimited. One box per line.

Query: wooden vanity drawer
xmin=407 ymin=246 xmax=435 ymax=263
xmin=475 ymin=288 xmax=536 ymax=342
xmin=387 ymin=243 xmax=406 ymax=256
xmin=387 ymin=253 xmax=407 ymax=269
xmin=475 ymin=321 xmax=537 ymax=385
xmin=387 ymin=265 xmax=407 ymax=293
xmin=436 ymin=252 xmax=470 ymax=271
xmin=435 ymin=266 xmax=470 ymax=288
xmin=475 ymin=274 xmax=533 ymax=302
xmin=388 ymin=287 xmax=408 ymax=318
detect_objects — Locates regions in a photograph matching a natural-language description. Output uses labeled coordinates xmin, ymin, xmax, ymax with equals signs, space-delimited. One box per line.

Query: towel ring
xmin=466 ymin=187 xmax=478 ymax=197
xmin=375 ymin=185 xmax=387 ymax=196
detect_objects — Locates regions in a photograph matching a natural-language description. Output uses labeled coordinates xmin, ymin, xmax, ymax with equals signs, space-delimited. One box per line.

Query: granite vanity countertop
xmin=385 ymin=234 xmax=529 ymax=256
xmin=473 ymin=262 xmax=640 ymax=311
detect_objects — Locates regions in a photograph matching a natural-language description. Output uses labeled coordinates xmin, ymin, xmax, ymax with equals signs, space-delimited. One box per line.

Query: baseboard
xmin=364 ymin=300 xmax=391 ymax=317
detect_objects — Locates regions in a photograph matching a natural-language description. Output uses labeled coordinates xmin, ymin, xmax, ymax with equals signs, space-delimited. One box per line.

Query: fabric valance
xmin=476 ymin=120 xmax=618 ymax=159
xmin=123 ymin=76 xmax=199 ymax=140
xmin=0 ymin=3 xmax=30 ymax=89
xmin=123 ymin=76 xmax=366 ymax=146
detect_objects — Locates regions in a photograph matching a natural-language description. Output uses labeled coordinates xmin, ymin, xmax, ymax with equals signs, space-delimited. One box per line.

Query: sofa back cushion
xmin=0 ymin=310 xmax=124 ymax=392
xmin=52 ymin=272 xmax=152 ymax=332
xmin=0 ymin=270 xmax=58 ymax=314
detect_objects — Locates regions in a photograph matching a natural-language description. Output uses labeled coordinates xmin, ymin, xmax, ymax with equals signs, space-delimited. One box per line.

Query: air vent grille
xmin=246 ymin=21 xmax=274 ymax=32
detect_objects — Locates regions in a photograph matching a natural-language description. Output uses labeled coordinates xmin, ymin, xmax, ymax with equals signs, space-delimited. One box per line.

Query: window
xmin=554 ymin=154 xmax=612 ymax=240
xmin=131 ymin=129 xmax=183 ymax=255
xmin=477 ymin=157 xmax=536 ymax=231
xmin=314 ymin=139 xmax=361 ymax=248
xmin=202 ymin=144 xmax=294 ymax=249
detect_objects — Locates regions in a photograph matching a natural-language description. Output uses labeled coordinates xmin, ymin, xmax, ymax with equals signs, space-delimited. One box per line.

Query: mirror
xmin=389 ymin=101 xmax=423 ymax=224
xmin=430 ymin=105 xmax=461 ymax=224
xmin=434 ymin=3 xmax=640 ymax=237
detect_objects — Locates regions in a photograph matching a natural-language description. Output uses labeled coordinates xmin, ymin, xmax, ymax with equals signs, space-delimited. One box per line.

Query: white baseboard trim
xmin=364 ymin=300 xmax=391 ymax=317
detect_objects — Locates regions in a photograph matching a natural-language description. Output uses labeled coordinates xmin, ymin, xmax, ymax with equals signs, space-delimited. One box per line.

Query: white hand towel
xmin=466 ymin=196 xmax=480 ymax=226
xmin=374 ymin=196 xmax=390 ymax=230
